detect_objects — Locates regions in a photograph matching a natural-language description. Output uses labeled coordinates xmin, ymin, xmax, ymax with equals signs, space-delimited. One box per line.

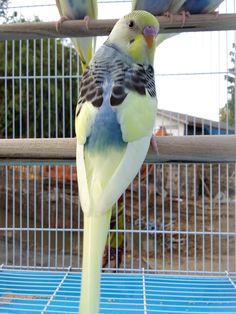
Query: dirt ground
xmin=0 ymin=164 xmax=236 ymax=273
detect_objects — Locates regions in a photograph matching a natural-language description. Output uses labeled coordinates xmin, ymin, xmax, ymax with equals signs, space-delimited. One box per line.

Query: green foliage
xmin=0 ymin=0 xmax=17 ymax=23
xmin=0 ymin=38 xmax=80 ymax=138
xmin=0 ymin=3 xmax=81 ymax=138
xmin=219 ymin=44 xmax=235 ymax=128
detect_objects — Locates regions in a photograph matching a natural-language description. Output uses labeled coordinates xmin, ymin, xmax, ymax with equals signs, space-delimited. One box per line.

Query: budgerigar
xmin=75 ymin=10 xmax=159 ymax=314
xmin=106 ymin=1 xmax=186 ymax=269
xmin=132 ymin=0 xmax=172 ymax=15
xmin=180 ymin=0 xmax=224 ymax=14
xmin=56 ymin=0 xmax=97 ymax=71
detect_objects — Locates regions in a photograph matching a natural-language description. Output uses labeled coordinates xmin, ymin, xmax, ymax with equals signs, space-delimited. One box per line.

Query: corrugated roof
xmin=157 ymin=109 xmax=235 ymax=132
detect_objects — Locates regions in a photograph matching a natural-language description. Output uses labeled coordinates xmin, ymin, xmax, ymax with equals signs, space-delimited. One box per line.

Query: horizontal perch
xmin=0 ymin=136 xmax=235 ymax=164
xmin=0 ymin=14 xmax=236 ymax=40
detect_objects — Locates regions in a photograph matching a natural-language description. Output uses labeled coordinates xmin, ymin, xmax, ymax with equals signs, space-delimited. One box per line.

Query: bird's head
xmin=107 ymin=10 xmax=160 ymax=65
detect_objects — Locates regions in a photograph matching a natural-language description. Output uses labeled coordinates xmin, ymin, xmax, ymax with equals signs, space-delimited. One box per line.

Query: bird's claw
xmin=180 ymin=10 xmax=190 ymax=27
xmin=102 ymin=246 xmax=123 ymax=270
xmin=56 ymin=15 xmax=70 ymax=32
xmin=210 ymin=10 xmax=219 ymax=17
xmin=163 ymin=11 xmax=174 ymax=23
xmin=84 ymin=15 xmax=90 ymax=30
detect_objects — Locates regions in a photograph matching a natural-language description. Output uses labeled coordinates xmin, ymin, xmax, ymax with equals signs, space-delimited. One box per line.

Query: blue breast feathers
xmin=67 ymin=0 xmax=87 ymax=19
xmin=182 ymin=0 xmax=210 ymax=13
xmin=134 ymin=0 xmax=172 ymax=15
xmin=85 ymin=101 xmax=126 ymax=153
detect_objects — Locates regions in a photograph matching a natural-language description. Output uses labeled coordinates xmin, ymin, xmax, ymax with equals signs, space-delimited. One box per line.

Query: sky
xmin=7 ymin=0 xmax=236 ymax=121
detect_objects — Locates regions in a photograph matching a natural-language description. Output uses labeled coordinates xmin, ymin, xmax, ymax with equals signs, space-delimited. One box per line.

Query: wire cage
xmin=0 ymin=0 xmax=236 ymax=313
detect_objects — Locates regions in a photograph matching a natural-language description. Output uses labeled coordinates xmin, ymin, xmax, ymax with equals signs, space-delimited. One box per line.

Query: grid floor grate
xmin=0 ymin=268 xmax=236 ymax=313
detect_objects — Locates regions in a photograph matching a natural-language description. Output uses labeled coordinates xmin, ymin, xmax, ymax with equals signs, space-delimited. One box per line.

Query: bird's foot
xmin=179 ymin=10 xmax=190 ymax=27
xmin=150 ymin=134 xmax=158 ymax=155
xmin=56 ymin=15 xmax=70 ymax=32
xmin=102 ymin=246 xmax=123 ymax=270
xmin=84 ymin=15 xmax=91 ymax=30
xmin=163 ymin=11 xmax=174 ymax=23
xmin=210 ymin=10 xmax=219 ymax=16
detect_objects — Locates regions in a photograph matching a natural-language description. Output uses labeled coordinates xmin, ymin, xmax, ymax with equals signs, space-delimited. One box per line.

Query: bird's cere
xmin=143 ymin=25 xmax=158 ymax=37
xmin=143 ymin=25 xmax=158 ymax=48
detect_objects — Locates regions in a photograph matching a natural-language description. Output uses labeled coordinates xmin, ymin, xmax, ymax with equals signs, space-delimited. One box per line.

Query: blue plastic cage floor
xmin=0 ymin=268 xmax=236 ymax=313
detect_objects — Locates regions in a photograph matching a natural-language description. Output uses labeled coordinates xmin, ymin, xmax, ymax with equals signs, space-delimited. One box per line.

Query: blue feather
xmin=86 ymin=101 xmax=126 ymax=152
xmin=133 ymin=0 xmax=172 ymax=15
xmin=182 ymin=0 xmax=209 ymax=13
xmin=181 ymin=0 xmax=223 ymax=14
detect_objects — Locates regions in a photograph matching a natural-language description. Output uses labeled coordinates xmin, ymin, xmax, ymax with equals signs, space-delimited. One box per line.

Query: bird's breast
xmin=59 ymin=0 xmax=87 ymax=19
xmin=85 ymin=102 xmax=126 ymax=153
xmin=183 ymin=0 xmax=210 ymax=13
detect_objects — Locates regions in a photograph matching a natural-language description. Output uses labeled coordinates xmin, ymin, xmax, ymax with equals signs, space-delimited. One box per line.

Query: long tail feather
xmin=79 ymin=210 xmax=112 ymax=314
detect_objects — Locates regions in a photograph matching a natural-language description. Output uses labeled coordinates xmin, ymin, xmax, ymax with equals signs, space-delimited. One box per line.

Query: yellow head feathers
xmin=108 ymin=10 xmax=160 ymax=65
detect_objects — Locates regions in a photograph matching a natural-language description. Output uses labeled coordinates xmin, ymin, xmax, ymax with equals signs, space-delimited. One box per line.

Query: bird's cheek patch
xmin=127 ymin=34 xmax=145 ymax=61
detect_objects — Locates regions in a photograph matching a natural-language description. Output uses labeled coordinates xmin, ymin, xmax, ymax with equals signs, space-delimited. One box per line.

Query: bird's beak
xmin=143 ymin=25 xmax=157 ymax=49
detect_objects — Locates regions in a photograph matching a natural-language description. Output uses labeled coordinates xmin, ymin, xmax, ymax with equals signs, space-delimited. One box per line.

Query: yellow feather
xmin=56 ymin=0 xmax=97 ymax=72
xmin=75 ymin=101 xmax=98 ymax=145
xmin=115 ymin=91 xmax=157 ymax=142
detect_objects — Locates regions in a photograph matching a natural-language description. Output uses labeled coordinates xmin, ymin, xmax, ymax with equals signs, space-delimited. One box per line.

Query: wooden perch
xmin=0 ymin=136 xmax=235 ymax=165
xmin=0 ymin=14 xmax=236 ymax=41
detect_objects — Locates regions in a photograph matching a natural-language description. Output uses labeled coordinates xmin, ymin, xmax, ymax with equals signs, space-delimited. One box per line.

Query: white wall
xmin=154 ymin=115 xmax=185 ymax=136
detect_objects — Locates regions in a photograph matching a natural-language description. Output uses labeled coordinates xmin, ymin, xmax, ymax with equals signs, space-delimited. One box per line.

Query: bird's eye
xmin=128 ymin=20 xmax=135 ymax=28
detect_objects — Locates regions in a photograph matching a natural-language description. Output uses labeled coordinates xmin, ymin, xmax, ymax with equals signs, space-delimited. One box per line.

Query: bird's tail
xmin=71 ymin=37 xmax=96 ymax=72
xmin=79 ymin=210 xmax=111 ymax=314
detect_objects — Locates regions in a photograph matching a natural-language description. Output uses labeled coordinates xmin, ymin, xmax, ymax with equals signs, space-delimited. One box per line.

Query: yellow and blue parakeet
xmin=180 ymin=0 xmax=224 ymax=13
xmin=75 ymin=10 xmax=159 ymax=313
xmin=56 ymin=0 xmax=97 ymax=71
xmin=132 ymin=0 xmax=172 ymax=15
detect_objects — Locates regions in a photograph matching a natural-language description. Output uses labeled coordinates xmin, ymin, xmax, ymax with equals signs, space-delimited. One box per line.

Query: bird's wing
xmin=132 ymin=0 xmax=139 ymax=10
xmin=203 ymin=0 xmax=224 ymax=13
xmin=91 ymin=0 xmax=98 ymax=18
xmin=55 ymin=0 xmax=63 ymax=16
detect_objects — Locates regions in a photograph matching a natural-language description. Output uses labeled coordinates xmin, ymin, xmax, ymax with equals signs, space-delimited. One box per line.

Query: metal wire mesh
xmin=1 ymin=162 xmax=236 ymax=274
xmin=0 ymin=268 xmax=236 ymax=313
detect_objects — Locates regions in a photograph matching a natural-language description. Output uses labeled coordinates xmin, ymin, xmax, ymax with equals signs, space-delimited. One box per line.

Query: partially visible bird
xmin=180 ymin=0 xmax=224 ymax=14
xmin=168 ymin=0 xmax=187 ymax=13
xmin=56 ymin=0 xmax=97 ymax=72
xmin=102 ymin=202 xmax=124 ymax=269
xmin=132 ymin=0 xmax=172 ymax=16
xmin=131 ymin=1 xmax=187 ymax=46
xmin=153 ymin=0 xmax=187 ymax=46
xmin=75 ymin=10 xmax=159 ymax=313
